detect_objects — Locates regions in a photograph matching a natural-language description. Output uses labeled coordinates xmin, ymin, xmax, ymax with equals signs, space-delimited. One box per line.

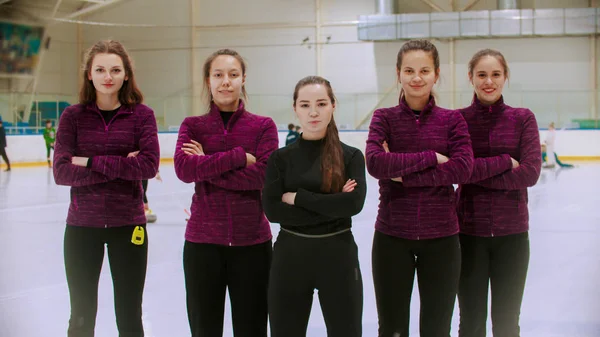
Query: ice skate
xmin=145 ymin=208 xmax=157 ymax=223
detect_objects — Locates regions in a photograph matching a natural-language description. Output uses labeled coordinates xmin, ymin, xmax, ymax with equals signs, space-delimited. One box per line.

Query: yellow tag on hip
xmin=131 ymin=226 xmax=145 ymax=245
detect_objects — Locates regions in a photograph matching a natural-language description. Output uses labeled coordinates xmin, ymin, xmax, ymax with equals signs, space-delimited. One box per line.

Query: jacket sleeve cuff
xmin=86 ymin=157 xmax=94 ymax=169
xmin=500 ymin=154 xmax=513 ymax=171
xmin=231 ymin=146 xmax=247 ymax=168
xmin=425 ymin=150 xmax=438 ymax=167
xmin=294 ymin=188 xmax=311 ymax=208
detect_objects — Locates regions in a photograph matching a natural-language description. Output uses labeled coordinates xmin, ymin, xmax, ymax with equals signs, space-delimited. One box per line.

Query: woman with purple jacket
xmin=365 ymin=39 xmax=474 ymax=337
xmin=53 ymin=40 xmax=160 ymax=337
xmin=174 ymin=49 xmax=279 ymax=337
xmin=457 ymin=49 xmax=542 ymax=337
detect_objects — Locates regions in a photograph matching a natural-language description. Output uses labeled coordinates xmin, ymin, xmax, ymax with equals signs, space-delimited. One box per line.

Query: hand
xmin=382 ymin=141 xmax=390 ymax=153
xmin=127 ymin=151 xmax=140 ymax=158
xmin=511 ymin=157 xmax=520 ymax=169
xmin=155 ymin=172 xmax=163 ymax=182
xmin=72 ymin=156 xmax=88 ymax=167
xmin=282 ymin=192 xmax=296 ymax=205
xmin=246 ymin=153 xmax=256 ymax=166
xmin=342 ymin=179 xmax=357 ymax=192
xmin=436 ymin=153 xmax=449 ymax=164
xmin=391 ymin=177 xmax=403 ymax=182
xmin=182 ymin=140 xmax=204 ymax=156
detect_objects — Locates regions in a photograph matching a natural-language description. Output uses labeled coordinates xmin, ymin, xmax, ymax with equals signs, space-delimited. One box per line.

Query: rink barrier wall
xmin=2 ymin=130 xmax=599 ymax=168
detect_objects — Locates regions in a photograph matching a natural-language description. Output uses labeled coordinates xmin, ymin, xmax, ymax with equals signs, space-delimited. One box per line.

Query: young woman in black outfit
xmin=263 ymin=76 xmax=367 ymax=337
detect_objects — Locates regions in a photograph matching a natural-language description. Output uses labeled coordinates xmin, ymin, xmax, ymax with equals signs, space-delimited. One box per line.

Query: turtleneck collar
xmin=298 ymin=133 xmax=325 ymax=148
xmin=472 ymin=94 xmax=505 ymax=114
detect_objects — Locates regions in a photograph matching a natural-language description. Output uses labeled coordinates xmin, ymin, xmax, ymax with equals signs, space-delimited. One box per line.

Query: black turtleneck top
xmin=262 ymin=135 xmax=367 ymax=236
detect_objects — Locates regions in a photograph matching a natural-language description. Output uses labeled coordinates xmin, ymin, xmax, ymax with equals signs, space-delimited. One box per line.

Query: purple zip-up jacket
xmin=53 ymin=103 xmax=160 ymax=227
xmin=366 ymin=96 xmax=474 ymax=240
xmin=457 ymin=96 xmax=542 ymax=237
xmin=174 ymin=101 xmax=279 ymax=246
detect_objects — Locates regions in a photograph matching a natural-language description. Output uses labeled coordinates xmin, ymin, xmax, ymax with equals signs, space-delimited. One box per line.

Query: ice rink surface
xmin=0 ymin=162 xmax=598 ymax=337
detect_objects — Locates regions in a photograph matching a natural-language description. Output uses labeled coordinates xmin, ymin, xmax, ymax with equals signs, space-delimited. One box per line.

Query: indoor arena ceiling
xmin=0 ymin=0 xmax=124 ymax=22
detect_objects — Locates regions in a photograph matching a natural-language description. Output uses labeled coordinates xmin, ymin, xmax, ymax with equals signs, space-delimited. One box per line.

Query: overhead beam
xmin=51 ymin=0 xmax=64 ymax=18
xmin=420 ymin=0 xmax=444 ymax=12
xmin=63 ymin=0 xmax=124 ymax=19
xmin=461 ymin=0 xmax=482 ymax=11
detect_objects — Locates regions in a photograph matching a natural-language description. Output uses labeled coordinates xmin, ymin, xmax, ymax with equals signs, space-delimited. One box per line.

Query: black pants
xmin=64 ymin=224 xmax=148 ymax=337
xmin=46 ymin=144 xmax=54 ymax=159
xmin=0 ymin=147 xmax=9 ymax=168
xmin=372 ymin=231 xmax=461 ymax=337
xmin=183 ymin=239 xmax=272 ymax=337
xmin=141 ymin=179 xmax=148 ymax=204
xmin=268 ymin=230 xmax=363 ymax=337
xmin=458 ymin=232 xmax=530 ymax=337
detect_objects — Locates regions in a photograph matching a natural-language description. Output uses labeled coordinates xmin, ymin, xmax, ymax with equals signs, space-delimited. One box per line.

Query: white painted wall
xmin=35 ymin=23 xmax=79 ymax=97
xmin=2 ymin=130 xmax=599 ymax=165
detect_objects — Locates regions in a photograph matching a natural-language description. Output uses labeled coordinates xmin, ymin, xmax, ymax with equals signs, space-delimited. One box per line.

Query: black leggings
xmin=372 ymin=231 xmax=461 ymax=337
xmin=64 ymin=224 xmax=148 ymax=337
xmin=183 ymin=239 xmax=272 ymax=337
xmin=268 ymin=230 xmax=363 ymax=337
xmin=458 ymin=232 xmax=530 ymax=337
xmin=0 ymin=147 xmax=9 ymax=168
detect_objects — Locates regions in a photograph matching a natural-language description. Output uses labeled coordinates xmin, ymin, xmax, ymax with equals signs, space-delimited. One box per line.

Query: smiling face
xmin=87 ymin=53 xmax=128 ymax=98
xmin=398 ymin=50 xmax=439 ymax=102
xmin=470 ymin=55 xmax=507 ymax=105
xmin=293 ymin=83 xmax=335 ymax=140
xmin=207 ymin=55 xmax=246 ymax=111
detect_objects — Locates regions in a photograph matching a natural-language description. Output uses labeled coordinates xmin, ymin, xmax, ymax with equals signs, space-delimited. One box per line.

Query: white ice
xmin=0 ymin=163 xmax=598 ymax=337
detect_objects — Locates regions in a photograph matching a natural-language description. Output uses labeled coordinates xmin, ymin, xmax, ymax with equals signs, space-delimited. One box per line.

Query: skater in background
xmin=543 ymin=122 xmax=557 ymax=168
xmin=285 ymin=123 xmax=299 ymax=146
xmin=53 ymin=39 xmax=160 ymax=337
xmin=541 ymin=121 xmax=574 ymax=169
xmin=456 ymin=48 xmax=542 ymax=337
xmin=541 ymin=143 xmax=574 ymax=169
xmin=263 ymin=76 xmax=367 ymax=337
xmin=174 ymin=48 xmax=278 ymax=337
xmin=0 ymin=119 xmax=10 ymax=171
xmin=43 ymin=119 xmax=56 ymax=168
xmin=366 ymin=39 xmax=473 ymax=337
xmin=141 ymin=171 xmax=162 ymax=223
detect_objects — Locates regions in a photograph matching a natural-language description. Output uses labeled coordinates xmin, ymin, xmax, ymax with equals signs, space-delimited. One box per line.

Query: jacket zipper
xmin=98 ymin=108 xmax=124 ymax=228
xmin=416 ymin=114 xmax=421 ymax=240
xmin=223 ymin=124 xmax=233 ymax=246
xmin=489 ymin=105 xmax=494 ymax=237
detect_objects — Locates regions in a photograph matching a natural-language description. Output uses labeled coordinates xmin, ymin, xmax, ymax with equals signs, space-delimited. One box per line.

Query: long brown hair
xmin=293 ymin=76 xmax=345 ymax=193
xmin=396 ymin=39 xmax=440 ymax=101
xmin=202 ymin=49 xmax=248 ymax=111
xmin=79 ymin=40 xmax=143 ymax=105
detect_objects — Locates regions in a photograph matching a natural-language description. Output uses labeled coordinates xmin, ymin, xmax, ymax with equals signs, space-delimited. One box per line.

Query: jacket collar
xmin=472 ymin=94 xmax=505 ymax=114
xmin=208 ymin=99 xmax=247 ymax=127
xmin=86 ymin=103 xmax=134 ymax=115
xmin=398 ymin=95 xmax=436 ymax=116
